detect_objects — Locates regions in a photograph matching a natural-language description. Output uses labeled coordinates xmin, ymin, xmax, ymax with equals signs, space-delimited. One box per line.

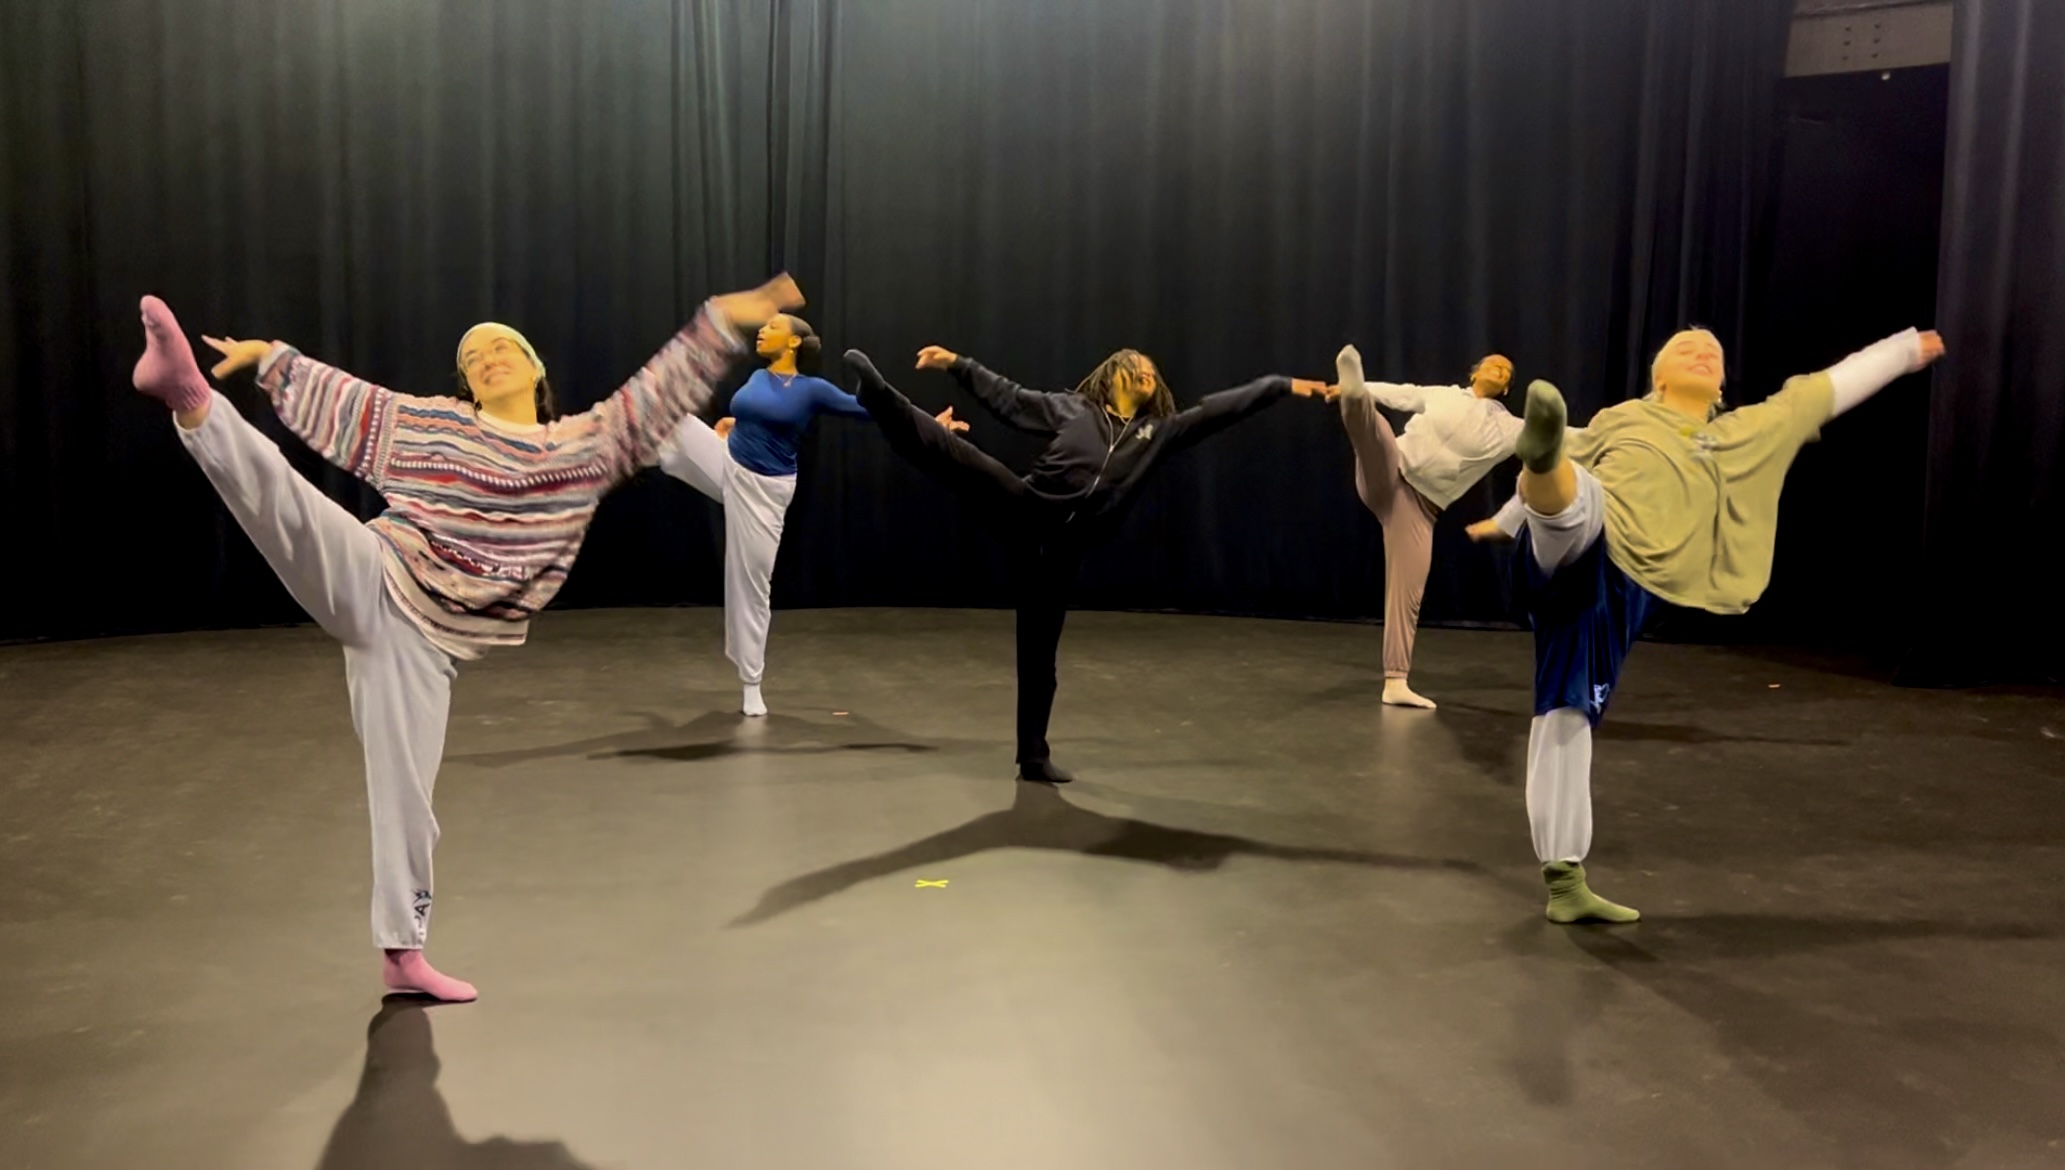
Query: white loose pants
xmin=1522 ymin=466 xmax=1607 ymax=864
xmin=178 ymin=392 xmax=453 ymax=950
xmin=659 ymin=416 xmax=798 ymax=687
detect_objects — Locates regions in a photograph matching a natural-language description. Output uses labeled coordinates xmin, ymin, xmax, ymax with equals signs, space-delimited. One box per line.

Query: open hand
xmin=916 ymin=345 xmax=959 ymax=371
xmin=713 ymin=273 xmax=806 ymax=331
xmin=1916 ymin=330 xmax=1945 ymax=370
xmin=202 ymin=336 xmax=276 ymax=379
xmin=715 ymin=417 xmax=736 ymax=440
xmin=1465 ymin=518 xmax=1512 ymax=544
xmin=933 ymin=406 xmax=969 ymax=433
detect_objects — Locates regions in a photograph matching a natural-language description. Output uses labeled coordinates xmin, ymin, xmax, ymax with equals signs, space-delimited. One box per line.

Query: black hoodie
xmin=949 ymin=357 xmax=1291 ymax=523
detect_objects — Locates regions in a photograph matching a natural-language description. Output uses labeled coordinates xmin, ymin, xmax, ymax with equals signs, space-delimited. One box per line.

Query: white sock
xmin=1382 ymin=678 xmax=1437 ymax=709
xmin=741 ymin=684 xmax=767 ymax=717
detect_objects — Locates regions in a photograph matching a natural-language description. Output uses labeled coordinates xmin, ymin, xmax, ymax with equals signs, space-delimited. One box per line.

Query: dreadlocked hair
xmin=1073 ymin=349 xmax=1176 ymax=419
xmin=453 ymin=369 xmax=560 ymax=423
xmin=774 ymin=314 xmax=825 ymax=375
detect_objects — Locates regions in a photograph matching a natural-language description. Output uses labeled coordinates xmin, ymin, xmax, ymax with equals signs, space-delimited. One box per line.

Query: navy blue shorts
xmin=1514 ymin=530 xmax=1663 ymax=727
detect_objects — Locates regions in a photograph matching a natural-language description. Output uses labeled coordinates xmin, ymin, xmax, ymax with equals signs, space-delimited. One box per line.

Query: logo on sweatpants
xmin=1590 ymin=683 xmax=1612 ymax=711
xmin=412 ymin=889 xmax=433 ymax=926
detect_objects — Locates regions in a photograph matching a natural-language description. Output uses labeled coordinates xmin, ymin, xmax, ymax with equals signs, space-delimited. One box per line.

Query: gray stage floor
xmin=2 ymin=608 xmax=2061 ymax=1170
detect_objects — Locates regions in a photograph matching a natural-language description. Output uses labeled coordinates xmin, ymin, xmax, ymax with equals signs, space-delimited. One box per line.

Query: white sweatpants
xmin=659 ymin=415 xmax=798 ymax=687
xmin=1522 ymin=466 xmax=1607 ymax=864
xmin=178 ymin=392 xmax=453 ymax=950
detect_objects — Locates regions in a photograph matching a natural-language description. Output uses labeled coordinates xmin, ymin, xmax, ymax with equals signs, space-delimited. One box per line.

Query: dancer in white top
xmin=1333 ymin=346 xmax=1527 ymax=708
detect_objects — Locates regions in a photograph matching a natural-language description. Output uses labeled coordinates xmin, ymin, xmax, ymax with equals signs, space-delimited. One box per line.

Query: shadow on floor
xmin=1428 ymin=705 xmax=1528 ymax=785
xmin=315 ymin=999 xmax=594 ymax=1170
xmin=732 ymin=779 xmax=1489 ymax=926
xmin=1517 ymin=915 xmax=2063 ymax=1169
xmin=449 ymin=710 xmax=959 ymax=767
xmin=1432 ymin=699 xmax=1851 ymax=748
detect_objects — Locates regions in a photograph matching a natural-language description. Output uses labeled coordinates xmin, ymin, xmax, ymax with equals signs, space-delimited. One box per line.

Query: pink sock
xmin=132 ymin=295 xmax=213 ymax=413
xmin=382 ymin=949 xmax=478 ymax=1003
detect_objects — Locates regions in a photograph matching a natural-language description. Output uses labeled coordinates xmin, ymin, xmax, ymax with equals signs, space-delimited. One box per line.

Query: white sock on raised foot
xmin=742 ymin=684 xmax=767 ymax=717
xmin=1382 ymin=678 xmax=1438 ymax=709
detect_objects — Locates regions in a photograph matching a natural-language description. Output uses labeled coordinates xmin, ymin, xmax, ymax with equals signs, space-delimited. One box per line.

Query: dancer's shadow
xmin=1432 ymin=699 xmax=1849 ymax=749
xmin=1594 ymin=721 xmax=1848 ymax=747
xmin=315 ymin=999 xmax=595 ymax=1170
xmin=1511 ymin=916 xmax=2060 ymax=1167
xmin=1430 ymin=704 xmax=1529 ymax=785
xmin=1561 ymin=911 xmax=2047 ymax=962
xmin=450 ymin=710 xmax=960 ymax=767
xmin=732 ymin=780 xmax=1487 ymax=926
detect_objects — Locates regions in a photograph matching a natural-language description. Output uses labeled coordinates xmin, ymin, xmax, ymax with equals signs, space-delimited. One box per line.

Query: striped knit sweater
xmin=255 ymin=303 xmax=743 ymax=658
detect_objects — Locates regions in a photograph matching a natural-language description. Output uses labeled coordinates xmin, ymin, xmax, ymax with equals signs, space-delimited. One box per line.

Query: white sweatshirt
xmin=1364 ymin=381 xmax=1526 ymax=510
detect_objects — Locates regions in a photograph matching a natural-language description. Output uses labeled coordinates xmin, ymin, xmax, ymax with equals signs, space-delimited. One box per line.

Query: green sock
xmin=1515 ymin=380 xmax=1567 ymax=474
xmin=1542 ymin=861 xmax=1640 ymax=924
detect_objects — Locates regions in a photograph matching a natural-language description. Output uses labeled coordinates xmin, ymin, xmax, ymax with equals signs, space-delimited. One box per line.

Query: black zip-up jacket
xmin=949 ymin=357 xmax=1292 ymax=522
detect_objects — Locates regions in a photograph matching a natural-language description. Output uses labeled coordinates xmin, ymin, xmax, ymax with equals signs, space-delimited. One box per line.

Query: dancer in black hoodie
xmin=843 ymin=344 xmax=1330 ymax=783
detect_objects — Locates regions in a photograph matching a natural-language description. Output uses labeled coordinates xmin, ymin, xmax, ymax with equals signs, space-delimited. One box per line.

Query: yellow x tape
xmin=915 ymin=879 xmax=949 ymax=888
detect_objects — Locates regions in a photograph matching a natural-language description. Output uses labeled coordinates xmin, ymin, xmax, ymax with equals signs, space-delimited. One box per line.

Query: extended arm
xmin=1826 ymin=328 xmax=1938 ymax=419
xmin=254 ymin=345 xmax=402 ymax=490
xmin=588 ymin=303 xmax=747 ymax=483
xmin=806 ymin=375 xmax=874 ymax=420
xmin=1155 ymin=376 xmax=1296 ymax=453
xmin=948 ymin=357 xmax=1075 ymax=434
xmin=1362 ymin=381 xmax=1442 ymax=413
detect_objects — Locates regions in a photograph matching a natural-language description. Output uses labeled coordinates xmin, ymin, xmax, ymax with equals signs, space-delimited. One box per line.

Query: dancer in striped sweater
xmin=131 ymin=276 xmax=801 ymax=1001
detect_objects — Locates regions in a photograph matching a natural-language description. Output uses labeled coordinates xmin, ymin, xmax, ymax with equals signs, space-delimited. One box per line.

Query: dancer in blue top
xmin=660 ymin=313 xmax=963 ymax=715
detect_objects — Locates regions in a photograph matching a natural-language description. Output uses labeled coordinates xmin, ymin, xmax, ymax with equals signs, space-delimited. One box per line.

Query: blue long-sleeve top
xmin=727 ymin=369 xmax=872 ymax=476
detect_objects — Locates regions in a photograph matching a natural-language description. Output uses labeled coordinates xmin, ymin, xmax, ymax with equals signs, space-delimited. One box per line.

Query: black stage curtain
xmin=1657 ymin=67 xmax=1948 ymax=657
xmin=0 ymin=0 xmax=774 ymax=638
xmin=1898 ymin=0 xmax=2065 ymax=686
xmin=758 ymin=0 xmax=1794 ymax=622
xmin=1 ymin=0 xmax=1795 ymax=644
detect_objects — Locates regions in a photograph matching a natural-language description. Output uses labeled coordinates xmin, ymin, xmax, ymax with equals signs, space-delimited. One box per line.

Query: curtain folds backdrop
xmin=29 ymin=0 xmax=1993 ymax=668
xmin=1898 ymin=0 xmax=2065 ymax=686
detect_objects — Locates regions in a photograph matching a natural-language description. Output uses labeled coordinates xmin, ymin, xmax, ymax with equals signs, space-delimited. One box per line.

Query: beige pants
xmin=1341 ymin=390 xmax=1440 ymax=678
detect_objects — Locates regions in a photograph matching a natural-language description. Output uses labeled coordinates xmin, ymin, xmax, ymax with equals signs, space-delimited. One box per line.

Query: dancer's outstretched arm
xmin=1467 ymin=496 xmax=1526 ymax=543
xmin=1157 ymin=376 xmax=1329 ymax=454
xmin=1829 ymin=328 xmax=1942 ymax=418
xmin=1329 ymin=351 xmax=1439 ymax=413
xmin=206 ymin=336 xmax=401 ymax=492
xmin=589 ymin=277 xmax=801 ymax=483
xmin=1363 ymin=381 xmax=1439 ymax=413
xmin=918 ymin=345 xmax=1073 ymax=434
xmin=1714 ymin=327 xmax=1943 ymax=449
xmin=801 ymin=374 xmax=875 ymax=421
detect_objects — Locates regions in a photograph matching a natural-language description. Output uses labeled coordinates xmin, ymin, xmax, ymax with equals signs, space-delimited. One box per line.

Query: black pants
xmin=854 ymin=365 xmax=1088 ymax=764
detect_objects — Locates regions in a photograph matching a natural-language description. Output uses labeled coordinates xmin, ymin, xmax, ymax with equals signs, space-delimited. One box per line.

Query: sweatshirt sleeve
xmin=950 ymin=358 xmax=1075 ymax=434
xmin=586 ymin=302 xmax=747 ymax=485
xmin=256 ymin=344 xmax=402 ymax=491
xmin=1364 ymin=381 xmax=1437 ymax=413
xmin=1493 ymin=493 xmax=1527 ymax=536
xmin=1825 ymin=328 xmax=1923 ymax=419
xmin=1156 ymin=376 xmax=1294 ymax=454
